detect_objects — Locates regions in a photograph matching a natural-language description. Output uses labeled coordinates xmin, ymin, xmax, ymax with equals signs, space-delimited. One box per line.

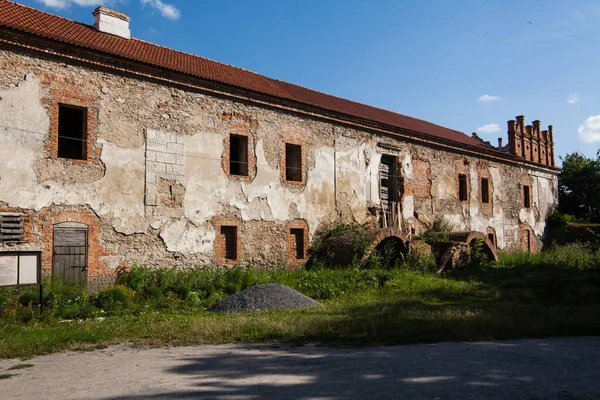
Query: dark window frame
xmin=523 ymin=185 xmax=531 ymax=208
xmin=221 ymin=225 xmax=238 ymax=261
xmin=57 ymin=104 xmax=88 ymax=160
xmin=458 ymin=174 xmax=468 ymax=202
xmin=481 ymin=177 xmax=490 ymax=204
xmin=229 ymin=134 xmax=249 ymax=177
xmin=290 ymin=228 xmax=305 ymax=260
xmin=285 ymin=143 xmax=303 ymax=182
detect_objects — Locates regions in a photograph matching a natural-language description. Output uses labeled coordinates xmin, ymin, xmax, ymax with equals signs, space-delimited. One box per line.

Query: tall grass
xmin=1 ymin=243 xmax=600 ymax=357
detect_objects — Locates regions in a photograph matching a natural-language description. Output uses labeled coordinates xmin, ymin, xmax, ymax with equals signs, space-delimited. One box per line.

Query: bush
xmin=92 ymin=285 xmax=136 ymax=315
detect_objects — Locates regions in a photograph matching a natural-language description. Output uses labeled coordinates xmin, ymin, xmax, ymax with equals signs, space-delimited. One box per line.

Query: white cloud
xmin=478 ymin=94 xmax=501 ymax=103
xmin=567 ymin=93 xmax=580 ymax=104
xmin=37 ymin=0 xmax=105 ymax=8
xmin=477 ymin=123 xmax=501 ymax=134
xmin=141 ymin=0 xmax=180 ymax=20
xmin=578 ymin=115 xmax=600 ymax=143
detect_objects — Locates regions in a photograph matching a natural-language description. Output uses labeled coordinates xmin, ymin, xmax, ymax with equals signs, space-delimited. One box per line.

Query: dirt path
xmin=1 ymin=337 xmax=599 ymax=400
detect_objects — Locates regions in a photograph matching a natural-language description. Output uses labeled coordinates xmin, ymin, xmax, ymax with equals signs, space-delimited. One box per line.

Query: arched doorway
xmin=53 ymin=222 xmax=88 ymax=283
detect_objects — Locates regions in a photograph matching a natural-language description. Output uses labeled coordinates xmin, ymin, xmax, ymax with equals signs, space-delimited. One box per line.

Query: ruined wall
xmin=0 ymin=46 xmax=558 ymax=290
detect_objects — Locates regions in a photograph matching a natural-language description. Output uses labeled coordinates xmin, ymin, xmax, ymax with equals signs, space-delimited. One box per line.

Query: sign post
xmin=0 ymin=251 xmax=43 ymax=309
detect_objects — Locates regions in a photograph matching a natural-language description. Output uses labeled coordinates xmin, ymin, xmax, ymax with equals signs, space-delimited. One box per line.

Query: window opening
xmin=285 ymin=143 xmax=302 ymax=182
xmin=229 ymin=134 xmax=248 ymax=176
xmin=58 ymin=105 xmax=87 ymax=160
xmin=481 ymin=177 xmax=490 ymax=204
xmin=487 ymin=233 xmax=495 ymax=246
xmin=290 ymin=228 xmax=305 ymax=259
xmin=379 ymin=155 xmax=402 ymax=228
xmin=523 ymin=185 xmax=531 ymax=208
xmin=221 ymin=226 xmax=238 ymax=261
xmin=458 ymin=174 xmax=468 ymax=201
xmin=526 ymin=229 xmax=532 ymax=252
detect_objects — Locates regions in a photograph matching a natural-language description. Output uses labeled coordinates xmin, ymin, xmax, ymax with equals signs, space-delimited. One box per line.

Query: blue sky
xmin=18 ymin=0 xmax=600 ymax=163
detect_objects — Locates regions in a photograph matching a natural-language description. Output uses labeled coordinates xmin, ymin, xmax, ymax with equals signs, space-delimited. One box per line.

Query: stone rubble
xmin=207 ymin=283 xmax=321 ymax=313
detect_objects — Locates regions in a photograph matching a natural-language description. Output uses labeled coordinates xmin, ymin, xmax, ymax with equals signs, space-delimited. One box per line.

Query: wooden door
xmin=53 ymin=224 xmax=87 ymax=283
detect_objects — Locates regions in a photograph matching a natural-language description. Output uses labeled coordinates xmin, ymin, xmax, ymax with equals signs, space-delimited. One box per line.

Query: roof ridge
xmin=271 ymin=77 xmax=464 ymax=134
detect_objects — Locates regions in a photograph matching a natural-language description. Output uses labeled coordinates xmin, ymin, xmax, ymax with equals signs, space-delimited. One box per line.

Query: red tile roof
xmin=0 ymin=0 xmax=492 ymax=150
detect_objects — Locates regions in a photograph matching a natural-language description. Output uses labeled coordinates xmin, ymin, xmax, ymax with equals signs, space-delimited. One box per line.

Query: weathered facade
xmin=0 ymin=2 xmax=558 ymax=291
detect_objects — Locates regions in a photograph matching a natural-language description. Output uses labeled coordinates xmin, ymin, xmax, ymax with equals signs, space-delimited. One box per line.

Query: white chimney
xmin=93 ymin=6 xmax=131 ymax=39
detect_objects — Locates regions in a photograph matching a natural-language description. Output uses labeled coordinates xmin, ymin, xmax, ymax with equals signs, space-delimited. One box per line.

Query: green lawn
xmin=1 ymin=262 xmax=600 ymax=359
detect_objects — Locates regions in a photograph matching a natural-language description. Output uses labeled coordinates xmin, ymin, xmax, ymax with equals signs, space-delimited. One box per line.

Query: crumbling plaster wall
xmin=0 ymin=46 xmax=558 ymax=281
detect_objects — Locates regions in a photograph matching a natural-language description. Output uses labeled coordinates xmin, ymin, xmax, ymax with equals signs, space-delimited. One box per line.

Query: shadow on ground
xmin=104 ymin=337 xmax=600 ymax=400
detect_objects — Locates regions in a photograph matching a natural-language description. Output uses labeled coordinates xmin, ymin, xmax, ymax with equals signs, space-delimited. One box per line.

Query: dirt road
xmin=1 ymin=337 xmax=599 ymax=399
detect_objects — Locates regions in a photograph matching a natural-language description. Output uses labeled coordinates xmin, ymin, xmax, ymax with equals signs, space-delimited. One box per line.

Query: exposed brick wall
xmin=286 ymin=219 xmax=309 ymax=267
xmin=212 ymin=217 xmax=243 ymax=265
xmin=477 ymin=162 xmax=493 ymax=217
xmin=279 ymin=126 xmax=308 ymax=187
xmin=519 ymin=222 xmax=535 ymax=252
xmin=42 ymin=74 xmax=101 ymax=165
xmin=454 ymin=159 xmax=470 ymax=203
xmin=36 ymin=207 xmax=120 ymax=292
xmin=412 ymin=156 xmax=432 ymax=199
xmin=220 ymin=113 xmax=257 ymax=182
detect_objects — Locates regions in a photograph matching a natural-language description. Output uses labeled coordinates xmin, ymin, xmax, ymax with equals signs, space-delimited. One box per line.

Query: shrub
xmin=92 ymin=285 xmax=136 ymax=314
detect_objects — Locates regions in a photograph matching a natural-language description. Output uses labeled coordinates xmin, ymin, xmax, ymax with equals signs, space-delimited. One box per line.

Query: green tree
xmin=559 ymin=152 xmax=600 ymax=222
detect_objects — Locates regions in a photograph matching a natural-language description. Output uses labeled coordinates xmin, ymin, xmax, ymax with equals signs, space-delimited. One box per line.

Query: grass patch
xmin=0 ymin=374 xmax=14 ymax=379
xmin=7 ymin=363 xmax=33 ymax=370
xmin=1 ymin=244 xmax=600 ymax=358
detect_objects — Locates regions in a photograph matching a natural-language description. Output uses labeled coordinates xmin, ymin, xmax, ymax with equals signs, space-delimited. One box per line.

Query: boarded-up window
xmin=58 ymin=104 xmax=87 ymax=160
xmin=0 ymin=213 xmax=25 ymax=242
xmin=481 ymin=178 xmax=490 ymax=203
xmin=290 ymin=228 xmax=305 ymax=260
xmin=523 ymin=185 xmax=531 ymax=208
xmin=229 ymin=134 xmax=249 ymax=176
xmin=458 ymin=174 xmax=468 ymax=201
xmin=285 ymin=143 xmax=302 ymax=182
xmin=221 ymin=226 xmax=238 ymax=261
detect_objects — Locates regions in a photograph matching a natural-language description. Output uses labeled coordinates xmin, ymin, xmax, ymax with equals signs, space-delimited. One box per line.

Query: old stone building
xmin=0 ymin=2 xmax=558 ymax=290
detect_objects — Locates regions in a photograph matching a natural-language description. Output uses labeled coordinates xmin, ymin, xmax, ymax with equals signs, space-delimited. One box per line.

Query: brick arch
xmin=360 ymin=228 xmax=409 ymax=266
xmin=37 ymin=206 xmax=119 ymax=292
xmin=445 ymin=231 xmax=498 ymax=262
xmin=520 ymin=222 xmax=535 ymax=252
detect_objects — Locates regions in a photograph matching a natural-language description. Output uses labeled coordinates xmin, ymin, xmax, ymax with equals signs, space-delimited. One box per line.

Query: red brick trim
xmin=212 ymin=217 xmax=243 ymax=265
xmin=286 ymin=219 xmax=309 ymax=267
xmin=280 ymin=126 xmax=307 ymax=187
xmin=521 ymin=176 xmax=533 ymax=209
xmin=42 ymin=76 xmax=101 ymax=165
xmin=37 ymin=207 xmax=119 ymax=291
xmin=455 ymin=159 xmax=470 ymax=203
xmin=519 ymin=222 xmax=535 ymax=252
xmin=221 ymin=113 xmax=257 ymax=182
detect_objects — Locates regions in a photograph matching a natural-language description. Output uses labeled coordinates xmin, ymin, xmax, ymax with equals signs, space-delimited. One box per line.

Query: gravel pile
xmin=207 ymin=283 xmax=321 ymax=313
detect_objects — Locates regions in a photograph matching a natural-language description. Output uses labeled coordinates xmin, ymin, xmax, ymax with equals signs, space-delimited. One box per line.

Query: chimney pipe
xmin=93 ymin=6 xmax=131 ymax=39
xmin=498 ymin=138 xmax=503 ymax=149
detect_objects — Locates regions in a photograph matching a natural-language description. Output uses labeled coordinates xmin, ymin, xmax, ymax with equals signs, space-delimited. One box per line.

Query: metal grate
xmin=0 ymin=213 xmax=25 ymax=242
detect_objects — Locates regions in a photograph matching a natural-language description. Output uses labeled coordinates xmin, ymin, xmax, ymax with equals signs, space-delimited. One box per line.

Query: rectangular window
xmin=290 ymin=228 xmax=305 ymax=259
xmin=229 ymin=134 xmax=248 ymax=176
xmin=58 ymin=105 xmax=87 ymax=160
xmin=481 ymin=177 xmax=490 ymax=204
xmin=221 ymin=226 xmax=238 ymax=261
xmin=0 ymin=213 xmax=25 ymax=242
xmin=285 ymin=143 xmax=302 ymax=182
xmin=487 ymin=233 xmax=495 ymax=246
xmin=523 ymin=185 xmax=531 ymax=208
xmin=458 ymin=174 xmax=468 ymax=201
